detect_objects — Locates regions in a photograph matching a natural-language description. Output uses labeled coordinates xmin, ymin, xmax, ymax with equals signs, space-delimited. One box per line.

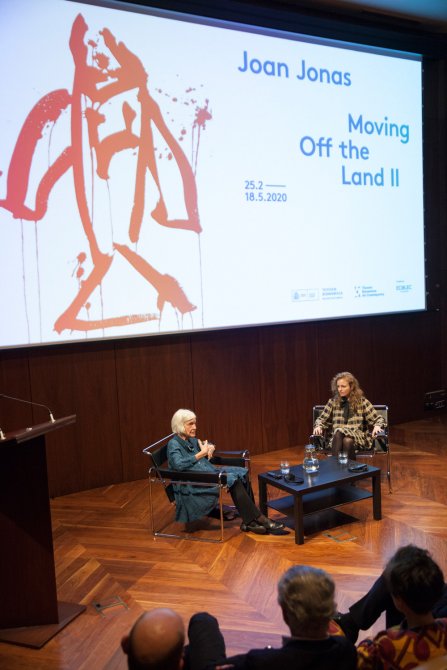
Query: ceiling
xmin=285 ymin=0 xmax=447 ymax=31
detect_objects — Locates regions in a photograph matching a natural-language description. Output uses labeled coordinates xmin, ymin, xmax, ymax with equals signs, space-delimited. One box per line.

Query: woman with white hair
xmin=168 ymin=409 xmax=286 ymax=535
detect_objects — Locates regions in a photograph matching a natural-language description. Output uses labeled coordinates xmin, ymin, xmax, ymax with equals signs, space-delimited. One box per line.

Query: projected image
xmin=0 ymin=0 xmax=424 ymax=348
xmin=0 ymin=2 xmax=209 ymax=345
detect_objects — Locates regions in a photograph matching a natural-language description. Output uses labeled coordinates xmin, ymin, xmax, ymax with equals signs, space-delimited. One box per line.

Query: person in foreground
xmin=167 ymin=409 xmax=286 ymax=535
xmin=337 ymin=544 xmax=447 ymax=644
xmin=186 ymin=565 xmax=357 ymax=670
xmin=351 ymin=545 xmax=447 ymax=670
xmin=313 ymin=371 xmax=386 ymax=460
xmin=121 ymin=607 xmax=185 ymax=670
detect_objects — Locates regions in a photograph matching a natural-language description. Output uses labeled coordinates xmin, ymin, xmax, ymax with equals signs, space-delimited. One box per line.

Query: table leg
xmin=372 ymin=471 xmax=382 ymax=520
xmin=294 ymin=495 xmax=305 ymax=544
xmin=258 ymin=477 xmax=267 ymax=515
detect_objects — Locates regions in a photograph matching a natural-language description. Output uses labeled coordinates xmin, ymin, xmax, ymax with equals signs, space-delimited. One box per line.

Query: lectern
xmin=0 ymin=415 xmax=85 ymax=647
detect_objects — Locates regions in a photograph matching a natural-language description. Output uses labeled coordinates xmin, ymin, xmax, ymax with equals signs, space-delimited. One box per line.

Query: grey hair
xmin=171 ymin=409 xmax=196 ymax=435
xmin=277 ymin=565 xmax=336 ymax=635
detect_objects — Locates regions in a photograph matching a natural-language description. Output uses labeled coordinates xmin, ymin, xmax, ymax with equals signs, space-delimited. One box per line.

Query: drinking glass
xmin=280 ymin=460 xmax=290 ymax=476
xmin=338 ymin=450 xmax=348 ymax=465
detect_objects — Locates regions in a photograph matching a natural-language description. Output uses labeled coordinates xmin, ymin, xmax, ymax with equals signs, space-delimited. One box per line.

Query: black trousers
xmin=228 ymin=478 xmax=260 ymax=524
xmin=348 ymin=573 xmax=447 ymax=630
xmin=348 ymin=573 xmax=400 ymax=629
xmin=185 ymin=612 xmax=227 ymax=670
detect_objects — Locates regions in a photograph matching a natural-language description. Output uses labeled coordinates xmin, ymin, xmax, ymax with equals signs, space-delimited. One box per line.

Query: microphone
xmin=0 ymin=393 xmax=56 ymax=425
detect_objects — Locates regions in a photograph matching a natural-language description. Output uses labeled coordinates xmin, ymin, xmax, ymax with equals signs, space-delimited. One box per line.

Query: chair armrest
xmin=155 ymin=467 xmax=228 ymax=486
xmin=212 ymin=449 xmax=249 ymax=458
xmin=309 ymin=434 xmax=329 ymax=451
xmin=211 ymin=450 xmax=250 ymax=468
xmin=372 ymin=432 xmax=389 ymax=453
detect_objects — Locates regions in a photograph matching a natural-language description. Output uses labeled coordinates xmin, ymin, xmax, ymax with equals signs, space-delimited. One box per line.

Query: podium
xmin=0 ymin=415 xmax=86 ymax=647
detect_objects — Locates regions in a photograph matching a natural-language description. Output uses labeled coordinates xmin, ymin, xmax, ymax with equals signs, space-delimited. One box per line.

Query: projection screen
xmin=0 ymin=0 xmax=424 ymax=348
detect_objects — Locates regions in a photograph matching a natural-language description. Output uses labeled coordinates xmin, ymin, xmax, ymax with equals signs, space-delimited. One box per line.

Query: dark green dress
xmin=167 ymin=435 xmax=248 ymax=522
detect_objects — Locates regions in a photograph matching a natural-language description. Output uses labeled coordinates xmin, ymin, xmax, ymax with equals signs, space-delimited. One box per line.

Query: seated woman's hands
xmin=313 ymin=425 xmax=323 ymax=436
xmin=197 ymin=439 xmax=216 ymax=460
xmin=371 ymin=425 xmax=384 ymax=438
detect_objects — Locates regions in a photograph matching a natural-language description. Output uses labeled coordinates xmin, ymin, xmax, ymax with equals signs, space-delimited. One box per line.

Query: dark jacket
xmin=227 ymin=636 xmax=357 ymax=670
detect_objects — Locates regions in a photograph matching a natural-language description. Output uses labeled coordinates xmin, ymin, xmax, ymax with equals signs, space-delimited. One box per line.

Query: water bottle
xmin=303 ymin=444 xmax=319 ymax=474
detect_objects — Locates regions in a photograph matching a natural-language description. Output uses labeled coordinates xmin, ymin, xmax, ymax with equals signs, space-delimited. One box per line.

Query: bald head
xmin=122 ymin=608 xmax=185 ymax=670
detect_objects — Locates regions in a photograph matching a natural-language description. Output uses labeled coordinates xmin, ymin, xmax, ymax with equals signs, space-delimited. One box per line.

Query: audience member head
xmin=171 ymin=409 xmax=196 ymax=436
xmin=385 ymin=544 xmax=444 ymax=615
xmin=121 ymin=608 xmax=185 ymax=670
xmin=277 ymin=565 xmax=336 ymax=638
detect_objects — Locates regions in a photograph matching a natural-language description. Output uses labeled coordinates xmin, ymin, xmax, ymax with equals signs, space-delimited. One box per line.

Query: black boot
xmin=333 ymin=612 xmax=360 ymax=643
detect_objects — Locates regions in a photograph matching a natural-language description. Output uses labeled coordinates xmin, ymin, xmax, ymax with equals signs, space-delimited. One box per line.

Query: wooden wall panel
xmin=0 ymin=348 xmax=33 ymax=432
xmin=28 ymin=343 xmax=122 ymax=497
xmin=115 ymin=335 xmax=194 ymax=481
xmin=1 ymin=304 xmax=445 ymax=498
xmin=314 ymin=317 xmax=374 ymax=400
xmin=424 ymin=60 xmax=447 ymax=387
xmin=258 ymin=322 xmax=319 ymax=451
xmin=313 ymin=312 xmax=442 ymax=426
xmin=190 ymin=329 xmax=264 ymax=452
xmin=369 ymin=311 xmax=443 ymax=424
xmin=420 ymin=58 xmax=446 ymax=399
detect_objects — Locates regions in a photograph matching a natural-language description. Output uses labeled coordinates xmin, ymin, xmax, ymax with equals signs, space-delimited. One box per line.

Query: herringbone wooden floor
xmin=2 ymin=415 xmax=447 ymax=669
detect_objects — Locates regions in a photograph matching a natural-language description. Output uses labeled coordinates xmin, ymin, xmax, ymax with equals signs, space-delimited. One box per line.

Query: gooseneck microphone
xmin=0 ymin=393 xmax=56 ymax=426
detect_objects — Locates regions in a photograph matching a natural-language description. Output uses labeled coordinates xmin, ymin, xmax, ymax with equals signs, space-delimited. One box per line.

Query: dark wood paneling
xmin=315 ymin=317 xmax=374 ymax=401
xmin=28 ymin=343 xmax=122 ymax=497
xmin=0 ymin=304 xmax=445 ymax=497
xmin=313 ymin=312 xmax=442 ymax=425
xmin=369 ymin=311 xmax=442 ymax=424
xmin=190 ymin=329 xmax=264 ymax=452
xmin=115 ymin=335 xmax=194 ymax=481
xmin=1 ymin=435 xmax=58 ymax=628
xmin=423 ymin=59 xmax=447 ymax=404
xmin=259 ymin=322 xmax=319 ymax=450
xmin=426 ymin=59 xmax=447 ymax=386
xmin=0 ymin=349 xmax=33 ymax=431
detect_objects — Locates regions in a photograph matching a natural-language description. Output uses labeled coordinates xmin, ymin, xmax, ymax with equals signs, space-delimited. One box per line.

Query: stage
xmin=1 ymin=414 xmax=447 ymax=669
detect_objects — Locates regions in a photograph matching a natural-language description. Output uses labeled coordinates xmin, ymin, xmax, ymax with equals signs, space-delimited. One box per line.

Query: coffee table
xmin=258 ymin=458 xmax=382 ymax=544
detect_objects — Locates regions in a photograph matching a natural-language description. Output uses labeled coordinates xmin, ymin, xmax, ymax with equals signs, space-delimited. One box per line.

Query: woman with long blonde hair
xmin=313 ymin=372 xmax=386 ymax=460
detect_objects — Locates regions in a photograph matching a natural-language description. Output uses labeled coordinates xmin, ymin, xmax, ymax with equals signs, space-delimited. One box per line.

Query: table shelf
xmin=267 ymin=485 xmax=373 ymax=516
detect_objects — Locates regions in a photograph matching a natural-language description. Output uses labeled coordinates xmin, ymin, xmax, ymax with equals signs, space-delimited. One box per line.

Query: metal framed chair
xmin=310 ymin=404 xmax=392 ymax=493
xmin=143 ymin=434 xmax=250 ymax=543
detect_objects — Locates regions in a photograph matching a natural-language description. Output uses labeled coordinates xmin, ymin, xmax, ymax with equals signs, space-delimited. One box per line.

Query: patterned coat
xmin=314 ymin=396 xmax=386 ymax=450
xmin=167 ymin=434 xmax=248 ymax=522
xmin=357 ymin=620 xmax=447 ymax=670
